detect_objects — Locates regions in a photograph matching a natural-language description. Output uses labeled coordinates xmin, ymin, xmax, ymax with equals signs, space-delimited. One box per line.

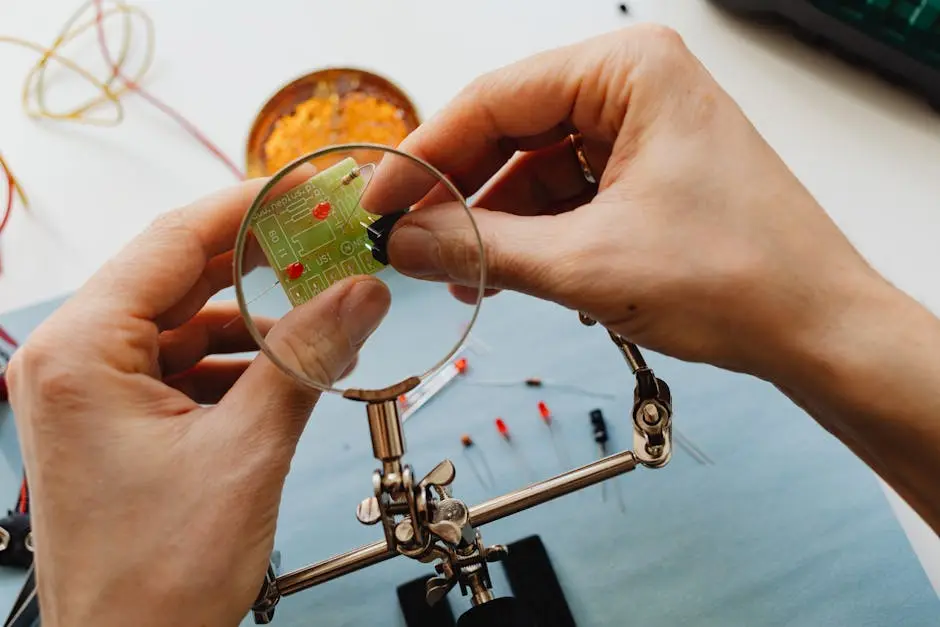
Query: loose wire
xmin=91 ymin=0 xmax=243 ymax=180
xmin=467 ymin=377 xmax=616 ymax=401
xmin=0 ymin=154 xmax=28 ymax=241
xmin=0 ymin=0 xmax=244 ymax=240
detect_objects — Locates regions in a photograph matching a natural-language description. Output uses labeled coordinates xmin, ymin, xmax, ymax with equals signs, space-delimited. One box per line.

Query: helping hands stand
xmin=251 ymin=317 xmax=674 ymax=624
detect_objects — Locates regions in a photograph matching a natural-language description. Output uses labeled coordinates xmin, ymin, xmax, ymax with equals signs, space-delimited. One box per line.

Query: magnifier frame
xmin=232 ymin=142 xmax=487 ymax=402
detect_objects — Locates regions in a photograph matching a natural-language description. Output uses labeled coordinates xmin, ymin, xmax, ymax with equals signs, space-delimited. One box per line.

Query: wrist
xmin=37 ymin=568 xmax=245 ymax=627
xmin=768 ymin=272 xmax=940 ymax=529
xmin=776 ymin=274 xmax=929 ymax=409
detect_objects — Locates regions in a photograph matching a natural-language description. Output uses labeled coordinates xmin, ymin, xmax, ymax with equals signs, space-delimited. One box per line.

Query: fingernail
xmin=388 ymin=225 xmax=444 ymax=278
xmin=340 ymin=279 xmax=391 ymax=346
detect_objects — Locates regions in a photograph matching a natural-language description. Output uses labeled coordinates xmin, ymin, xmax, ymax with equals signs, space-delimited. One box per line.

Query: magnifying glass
xmin=233 ymin=142 xmax=486 ymax=403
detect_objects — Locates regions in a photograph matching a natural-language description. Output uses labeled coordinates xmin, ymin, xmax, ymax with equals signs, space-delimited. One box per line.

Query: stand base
xmin=457 ymin=597 xmax=537 ymax=627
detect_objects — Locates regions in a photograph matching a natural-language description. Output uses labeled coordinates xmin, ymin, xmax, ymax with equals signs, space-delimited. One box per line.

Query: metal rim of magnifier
xmin=233 ymin=142 xmax=487 ymax=400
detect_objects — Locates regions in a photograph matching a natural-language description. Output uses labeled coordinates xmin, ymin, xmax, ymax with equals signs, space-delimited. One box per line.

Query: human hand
xmin=368 ymin=25 xmax=890 ymax=386
xmin=6 ymin=175 xmax=390 ymax=626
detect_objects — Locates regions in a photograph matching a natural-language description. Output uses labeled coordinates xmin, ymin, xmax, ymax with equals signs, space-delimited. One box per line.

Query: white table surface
xmin=1 ymin=0 xmax=938 ymax=598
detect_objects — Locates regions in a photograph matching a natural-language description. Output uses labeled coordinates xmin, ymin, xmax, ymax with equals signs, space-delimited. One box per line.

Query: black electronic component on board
xmin=367 ymin=209 xmax=408 ymax=265
xmin=708 ymin=0 xmax=940 ymax=110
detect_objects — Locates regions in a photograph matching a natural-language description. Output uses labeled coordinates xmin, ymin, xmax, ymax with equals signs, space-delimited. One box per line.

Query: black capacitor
xmin=589 ymin=409 xmax=608 ymax=446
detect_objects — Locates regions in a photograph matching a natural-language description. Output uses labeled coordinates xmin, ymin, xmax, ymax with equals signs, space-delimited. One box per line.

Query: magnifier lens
xmin=234 ymin=143 xmax=485 ymax=397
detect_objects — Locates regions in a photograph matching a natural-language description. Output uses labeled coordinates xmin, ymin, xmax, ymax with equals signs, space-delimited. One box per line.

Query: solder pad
xmin=250 ymin=157 xmax=384 ymax=307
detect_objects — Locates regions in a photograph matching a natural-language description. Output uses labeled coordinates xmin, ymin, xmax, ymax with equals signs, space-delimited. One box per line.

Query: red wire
xmin=16 ymin=476 xmax=27 ymax=515
xmin=0 ymin=324 xmax=17 ymax=348
xmin=92 ymin=0 xmax=244 ymax=181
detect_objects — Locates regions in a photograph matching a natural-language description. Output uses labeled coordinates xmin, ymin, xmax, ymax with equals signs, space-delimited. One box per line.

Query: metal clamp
xmin=251 ymin=563 xmax=280 ymax=624
xmin=579 ymin=313 xmax=673 ymax=467
xmin=250 ymin=315 xmax=678 ymax=622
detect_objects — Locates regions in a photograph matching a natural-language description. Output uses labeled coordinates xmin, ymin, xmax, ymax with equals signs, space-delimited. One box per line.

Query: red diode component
xmin=537 ymin=401 xmax=551 ymax=424
xmin=286 ymin=262 xmax=305 ymax=280
xmin=537 ymin=401 xmax=569 ymax=470
xmin=494 ymin=418 xmax=534 ymax=481
xmin=495 ymin=418 xmax=510 ymax=442
xmin=313 ymin=201 xmax=331 ymax=220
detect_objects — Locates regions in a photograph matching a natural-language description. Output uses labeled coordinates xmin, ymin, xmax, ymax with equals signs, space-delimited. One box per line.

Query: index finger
xmin=80 ymin=165 xmax=314 ymax=321
xmin=365 ymin=29 xmax=634 ymax=214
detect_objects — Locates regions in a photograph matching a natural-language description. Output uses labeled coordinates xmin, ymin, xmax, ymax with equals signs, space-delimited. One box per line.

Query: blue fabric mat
xmin=0 ymin=271 xmax=937 ymax=626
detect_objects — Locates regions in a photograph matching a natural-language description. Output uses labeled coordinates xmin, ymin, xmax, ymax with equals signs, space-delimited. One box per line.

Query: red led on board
xmin=495 ymin=418 xmax=509 ymax=438
xmin=286 ymin=262 xmax=304 ymax=280
xmin=455 ymin=358 xmax=468 ymax=373
xmin=313 ymin=201 xmax=331 ymax=220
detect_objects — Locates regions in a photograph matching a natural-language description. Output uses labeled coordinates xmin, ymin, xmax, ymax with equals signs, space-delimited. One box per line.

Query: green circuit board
xmin=250 ymin=157 xmax=384 ymax=306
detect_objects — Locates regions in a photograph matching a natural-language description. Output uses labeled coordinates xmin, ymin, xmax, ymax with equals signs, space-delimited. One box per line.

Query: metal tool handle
xmin=273 ymin=449 xmax=640 ymax=596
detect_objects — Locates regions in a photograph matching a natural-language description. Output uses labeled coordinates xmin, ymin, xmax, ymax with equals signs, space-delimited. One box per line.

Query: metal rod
xmin=276 ymin=450 xmax=639 ymax=596
xmin=468 ymin=449 xmax=637 ymax=525
xmin=277 ymin=541 xmax=392 ymax=596
xmin=607 ymin=331 xmax=646 ymax=372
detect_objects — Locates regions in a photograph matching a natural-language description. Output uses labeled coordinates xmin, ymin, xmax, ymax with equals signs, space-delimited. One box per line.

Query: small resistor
xmin=524 ymin=378 xmax=543 ymax=388
xmin=339 ymin=163 xmax=376 ymax=187
xmin=460 ymin=434 xmax=474 ymax=448
xmin=340 ymin=170 xmax=361 ymax=186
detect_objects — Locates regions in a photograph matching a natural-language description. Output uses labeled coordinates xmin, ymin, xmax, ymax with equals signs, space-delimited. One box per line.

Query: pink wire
xmin=0 ymin=323 xmax=17 ymax=347
xmin=92 ymin=0 xmax=245 ymax=180
xmin=1 ymin=5 xmax=245 ymax=264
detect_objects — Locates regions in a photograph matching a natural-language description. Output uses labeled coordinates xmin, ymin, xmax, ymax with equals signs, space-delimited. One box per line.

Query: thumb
xmin=388 ymin=203 xmax=578 ymax=301
xmin=220 ymin=275 xmax=390 ymax=445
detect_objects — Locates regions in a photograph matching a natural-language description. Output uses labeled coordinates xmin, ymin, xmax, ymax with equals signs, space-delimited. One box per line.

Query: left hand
xmin=6 ymin=174 xmax=391 ymax=626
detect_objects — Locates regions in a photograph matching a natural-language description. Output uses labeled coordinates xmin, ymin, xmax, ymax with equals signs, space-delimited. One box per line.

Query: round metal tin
xmin=245 ymin=67 xmax=421 ymax=178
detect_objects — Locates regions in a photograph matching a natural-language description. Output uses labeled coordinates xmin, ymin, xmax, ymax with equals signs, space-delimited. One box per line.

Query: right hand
xmin=368 ymin=25 xmax=890 ymax=386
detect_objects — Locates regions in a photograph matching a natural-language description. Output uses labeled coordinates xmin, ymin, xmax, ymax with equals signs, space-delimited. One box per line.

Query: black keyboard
xmin=708 ymin=0 xmax=940 ymax=110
